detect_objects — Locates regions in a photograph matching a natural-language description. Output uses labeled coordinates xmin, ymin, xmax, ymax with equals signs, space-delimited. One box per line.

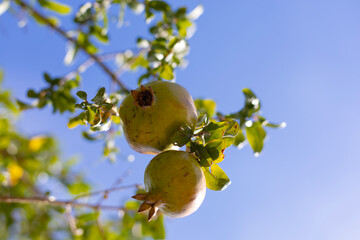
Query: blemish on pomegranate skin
xmin=183 ymin=172 xmax=189 ymax=177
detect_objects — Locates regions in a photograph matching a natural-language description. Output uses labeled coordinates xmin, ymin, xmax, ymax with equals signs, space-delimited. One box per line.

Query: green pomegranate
xmin=119 ymin=81 xmax=197 ymax=154
xmin=132 ymin=150 xmax=206 ymax=221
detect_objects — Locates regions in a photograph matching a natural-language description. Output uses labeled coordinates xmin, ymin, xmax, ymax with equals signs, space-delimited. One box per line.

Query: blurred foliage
xmin=1 ymin=0 xmax=284 ymax=238
xmin=0 ymin=73 xmax=165 ymax=239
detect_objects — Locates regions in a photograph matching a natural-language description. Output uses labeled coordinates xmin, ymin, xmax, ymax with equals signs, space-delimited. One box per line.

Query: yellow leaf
xmin=29 ymin=135 xmax=48 ymax=151
xmin=8 ymin=163 xmax=24 ymax=185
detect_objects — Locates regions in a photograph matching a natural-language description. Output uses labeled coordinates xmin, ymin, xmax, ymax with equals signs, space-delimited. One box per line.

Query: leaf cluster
xmin=189 ymin=89 xmax=284 ymax=191
xmin=17 ymin=73 xmax=80 ymax=113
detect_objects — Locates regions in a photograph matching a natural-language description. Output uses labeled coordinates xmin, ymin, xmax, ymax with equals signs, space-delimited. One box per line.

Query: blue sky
xmin=1 ymin=0 xmax=360 ymax=239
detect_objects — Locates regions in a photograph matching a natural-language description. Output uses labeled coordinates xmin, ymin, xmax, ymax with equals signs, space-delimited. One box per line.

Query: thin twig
xmin=15 ymin=0 xmax=129 ymax=92
xmin=71 ymin=183 xmax=141 ymax=202
xmin=60 ymin=51 xmax=122 ymax=83
xmin=95 ymin=169 xmax=132 ymax=205
xmin=0 ymin=196 xmax=125 ymax=211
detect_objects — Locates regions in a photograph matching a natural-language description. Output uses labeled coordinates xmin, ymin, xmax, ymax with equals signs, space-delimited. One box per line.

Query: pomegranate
xmin=132 ymin=150 xmax=206 ymax=221
xmin=119 ymin=81 xmax=197 ymax=154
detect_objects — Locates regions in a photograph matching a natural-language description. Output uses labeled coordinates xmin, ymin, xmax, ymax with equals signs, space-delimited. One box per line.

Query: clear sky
xmin=1 ymin=0 xmax=360 ymax=239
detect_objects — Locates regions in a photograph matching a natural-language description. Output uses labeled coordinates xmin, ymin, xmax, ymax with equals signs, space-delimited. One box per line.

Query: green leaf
xmin=29 ymin=11 xmax=59 ymax=26
xmin=43 ymin=72 xmax=53 ymax=84
xmin=100 ymin=102 xmax=113 ymax=111
xmin=195 ymin=113 xmax=209 ymax=129
xmin=38 ymin=0 xmax=71 ymax=15
xmin=145 ymin=7 xmax=154 ymax=22
xmin=77 ymin=212 xmax=99 ymax=225
xmin=78 ymin=32 xmax=98 ymax=54
xmin=170 ymin=124 xmax=194 ymax=147
xmin=27 ymin=89 xmax=38 ymax=98
xmin=82 ymin=131 xmax=103 ymax=141
xmin=242 ymin=88 xmax=261 ymax=115
xmin=159 ymin=64 xmax=173 ymax=80
xmin=224 ymin=120 xmax=240 ymax=137
xmin=233 ymin=129 xmax=245 ymax=147
xmin=90 ymin=25 xmax=109 ymax=43
xmin=76 ymin=91 xmax=87 ymax=101
xmin=265 ymin=121 xmax=287 ymax=128
xmin=176 ymin=18 xmax=192 ymax=37
xmin=148 ymin=1 xmax=170 ymax=12
xmin=246 ymin=121 xmax=266 ymax=154
xmin=111 ymin=115 xmax=121 ymax=124
xmin=125 ymin=200 xmax=139 ymax=211
xmin=0 ymin=69 xmax=3 ymax=83
xmin=202 ymin=120 xmax=239 ymax=143
xmin=130 ymin=55 xmax=148 ymax=70
xmin=48 ymin=16 xmax=60 ymax=26
xmin=74 ymin=103 xmax=83 ymax=109
xmin=205 ymin=137 xmax=234 ymax=163
xmin=68 ymin=181 xmax=91 ymax=195
xmin=86 ymin=106 xmax=96 ymax=123
xmin=91 ymin=87 xmax=105 ymax=102
xmin=194 ymin=99 xmax=216 ymax=118
xmin=68 ymin=112 xmax=87 ymax=129
xmin=204 ymin=124 xmax=225 ymax=143
xmin=243 ymin=88 xmax=257 ymax=100
xmin=0 ymin=172 xmax=5 ymax=183
xmin=202 ymin=164 xmax=231 ymax=191
xmin=175 ymin=7 xmax=187 ymax=18
xmin=0 ymin=91 xmax=18 ymax=113
xmin=190 ymin=142 xmax=212 ymax=167
xmin=67 ymin=118 xmax=81 ymax=129
xmin=16 ymin=100 xmax=33 ymax=110
xmin=204 ymin=141 xmax=222 ymax=161
xmin=226 ymin=88 xmax=261 ymax=126
xmin=128 ymin=1 xmax=144 ymax=14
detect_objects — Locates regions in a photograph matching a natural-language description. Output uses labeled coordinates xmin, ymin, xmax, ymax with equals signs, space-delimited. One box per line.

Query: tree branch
xmin=95 ymin=169 xmax=132 ymax=205
xmin=61 ymin=51 xmax=123 ymax=83
xmin=71 ymin=183 xmax=141 ymax=201
xmin=0 ymin=195 xmax=125 ymax=211
xmin=15 ymin=0 xmax=130 ymax=93
xmin=0 ymin=183 xmax=141 ymax=211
